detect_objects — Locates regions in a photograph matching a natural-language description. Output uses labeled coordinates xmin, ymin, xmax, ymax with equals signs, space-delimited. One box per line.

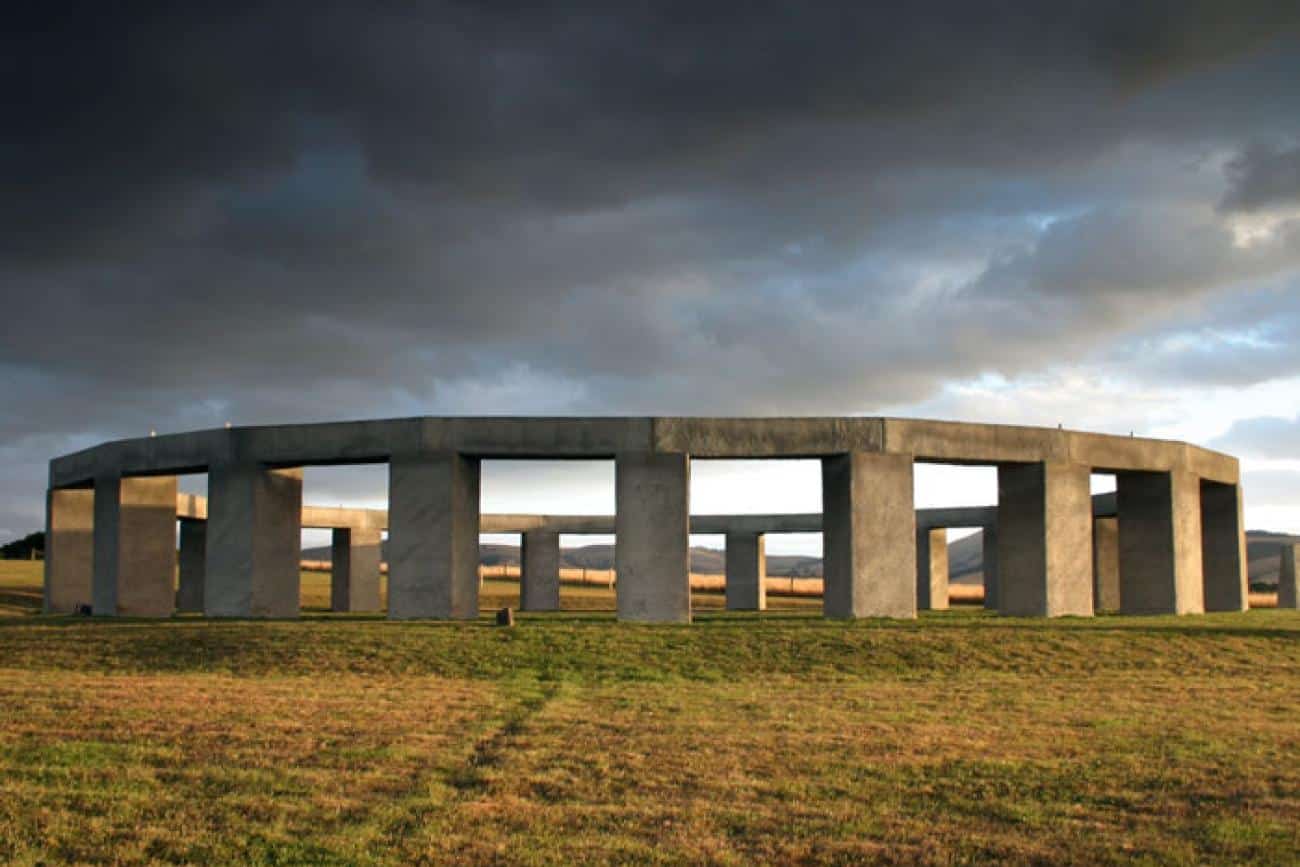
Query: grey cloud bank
xmin=4 ymin=2 xmax=1300 ymax=538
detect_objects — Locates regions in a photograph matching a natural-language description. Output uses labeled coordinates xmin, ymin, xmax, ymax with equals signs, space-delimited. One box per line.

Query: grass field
xmin=0 ymin=560 xmax=1298 ymax=864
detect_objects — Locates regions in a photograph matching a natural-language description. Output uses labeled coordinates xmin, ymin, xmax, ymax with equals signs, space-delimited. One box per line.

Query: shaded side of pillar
xmin=1281 ymin=545 xmax=1299 ymax=609
xmin=725 ymin=531 xmax=766 ymax=611
xmin=176 ymin=519 xmax=207 ymax=613
xmin=520 ymin=530 xmax=561 ymax=611
xmin=1118 ymin=470 xmax=1204 ymax=615
xmin=997 ymin=461 xmax=1093 ymax=617
xmin=1092 ymin=516 xmax=1120 ymax=612
xmin=1201 ymin=480 xmax=1248 ymax=612
xmin=981 ymin=526 xmax=999 ymax=610
xmin=206 ymin=464 xmax=303 ymax=618
xmin=615 ymin=452 xmax=690 ymax=623
xmin=822 ymin=452 xmax=916 ymax=619
xmin=44 ymin=488 xmax=94 ymax=613
xmin=331 ymin=527 xmax=383 ymax=612
xmin=91 ymin=475 xmax=178 ymax=617
xmin=387 ymin=453 xmax=481 ymax=619
xmin=916 ymin=527 xmax=949 ymax=611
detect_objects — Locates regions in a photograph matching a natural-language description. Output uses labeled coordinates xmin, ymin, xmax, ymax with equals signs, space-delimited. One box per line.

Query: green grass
xmin=1 ymin=560 xmax=1298 ymax=864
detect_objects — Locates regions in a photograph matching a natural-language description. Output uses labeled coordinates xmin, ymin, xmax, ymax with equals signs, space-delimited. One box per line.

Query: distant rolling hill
xmin=304 ymin=530 xmax=1298 ymax=586
xmin=302 ymin=541 xmax=821 ymax=577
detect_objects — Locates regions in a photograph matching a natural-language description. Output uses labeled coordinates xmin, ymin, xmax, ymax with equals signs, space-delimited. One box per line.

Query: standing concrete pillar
xmin=331 ymin=527 xmax=383 ymax=612
xmin=916 ymin=527 xmax=949 ymax=611
xmin=1280 ymin=545 xmax=1299 ymax=609
xmin=997 ymin=461 xmax=1093 ymax=617
xmin=1201 ymin=480 xmax=1248 ymax=612
xmin=176 ymin=519 xmax=207 ymax=613
xmin=725 ymin=531 xmax=766 ymax=611
xmin=91 ymin=474 xmax=178 ymax=617
xmin=981 ymin=526 xmax=999 ymax=610
xmin=205 ymin=464 xmax=302 ymax=618
xmin=822 ymin=452 xmax=916 ymax=619
xmin=615 ymin=452 xmax=690 ymax=623
xmin=1117 ymin=470 xmax=1204 ymax=615
xmin=387 ymin=453 xmax=481 ymax=620
xmin=520 ymin=530 xmax=561 ymax=611
xmin=44 ymin=487 xmax=95 ymax=613
xmin=1092 ymin=516 xmax=1120 ymax=612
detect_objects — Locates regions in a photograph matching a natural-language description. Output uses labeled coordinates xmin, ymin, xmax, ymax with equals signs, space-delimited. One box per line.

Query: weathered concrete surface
xmin=615 ymin=452 xmax=691 ymax=623
xmin=654 ymin=417 xmax=883 ymax=457
xmin=1281 ymin=545 xmax=1300 ymax=609
xmin=331 ymin=527 xmax=383 ymax=612
xmin=694 ymin=514 xmax=821 ymax=534
xmin=425 ymin=417 xmax=652 ymax=458
xmin=822 ymin=452 xmax=916 ymax=619
xmin=44 ymin=488 xmax=94 ymax=613
xmin=520 ymin=530 xmax=561 ymax=611
xmin=47 ymin=416 xmax=1244 ymax=625
xmin=50 ymin=416 xmax=1239 ymax=489
xmin=205 ymin=465 xmax=302 ymax=618
xmin=982 ymin=527 xmax=999 ymax=610
xmin=387 ymin=453 xmax=481 ymax=619
xmin=1118 ymin=470 xmax=1204 ymax=615
xmin=725 ymin=531 xmax=766 ymax=611
xmin=176 ymin=492 xmax=207 ymax=520
xmin=1200 ymin=481 xmax=1248 ymax=612
xmin=915 ymin=506 xmax=996 ymax=530
xmin=997 ymin=462 xmax=1093 ymax=617
xmin=1092 ymin=516 xmax=1121 ymax=612
xmin=91 ymin=475 xmax=178 ymax=617
xmin=303 ymin=506 xmax=387 ymax=531
xmin=176 ymin=519 xmax=206 ymax=613
xmin=916 ymin=527 xmax=949 ymax=611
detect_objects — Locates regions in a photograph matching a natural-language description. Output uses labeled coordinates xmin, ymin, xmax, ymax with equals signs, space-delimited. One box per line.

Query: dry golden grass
xmin=1 ymin=559 xmax=1298 ymax=864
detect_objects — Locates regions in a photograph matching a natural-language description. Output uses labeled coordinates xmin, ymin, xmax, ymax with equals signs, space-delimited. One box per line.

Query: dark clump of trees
xmin=1 ymin=532 xmax=44 ymax=560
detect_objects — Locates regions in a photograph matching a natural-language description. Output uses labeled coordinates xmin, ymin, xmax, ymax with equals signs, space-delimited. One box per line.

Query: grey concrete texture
xmin=916 ymin=527 xmax=949 ymax=611
xmin=176 ymin=519 xmax=206 ymax=613
xmin=822 ymin=452 xmax=916 ymax=619
xmin=50 ymin=417 xmax=1239 ymax=489
xmin=387 ymin=453 xmax=481 ymax=620
xmin=205 ymin=464 xmax=302 ymax=618
xmin=520 ymin=530 xmax=561 ymax=611
xmin=91 ymin=474 xmax=178 ymax=617
xmin=615 ymin=452 xmax=691 ymax=623
xmin=725 ymin=532 xmax=766 ymax=611
xmin=44 ymin=487 xmax=94 ymax=613
xmin=997 ymin=462 xmax=1093 ymax=617
xmin=1092 ymin=516 xmax=1121 ymax=612
xmin=331 ymin=527 xmax=383 ymax=612
xmin=1118 ymin=470 xmax=1204 ymax=615
xmin=45 ymin=416 xmax=1246 ymax=626
xmin=1281 ymin=545 xmax=1300 ymax=609
xmin=1200 ymin=481 xmax=1248 ymax=612
xmin=982 ymin=527 xmax=999 ymax=610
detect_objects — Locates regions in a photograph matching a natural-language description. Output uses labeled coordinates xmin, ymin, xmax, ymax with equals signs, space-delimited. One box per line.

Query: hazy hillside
xmin=303 ymin=530 xmax=1298 ymax=586
xmin=302 ymin=541 xmax=821 ymax=576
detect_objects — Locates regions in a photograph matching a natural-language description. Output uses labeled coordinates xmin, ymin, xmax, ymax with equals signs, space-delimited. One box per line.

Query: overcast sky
xmin=4 ymin=3 xmax=1300 ymax=554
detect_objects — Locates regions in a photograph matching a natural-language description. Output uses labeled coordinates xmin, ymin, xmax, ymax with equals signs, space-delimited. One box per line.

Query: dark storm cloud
xmin=1221 ymin=143 xmax=1300 ymax=212
xmin=5 ymin=2 xmax=1300 ymax=536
